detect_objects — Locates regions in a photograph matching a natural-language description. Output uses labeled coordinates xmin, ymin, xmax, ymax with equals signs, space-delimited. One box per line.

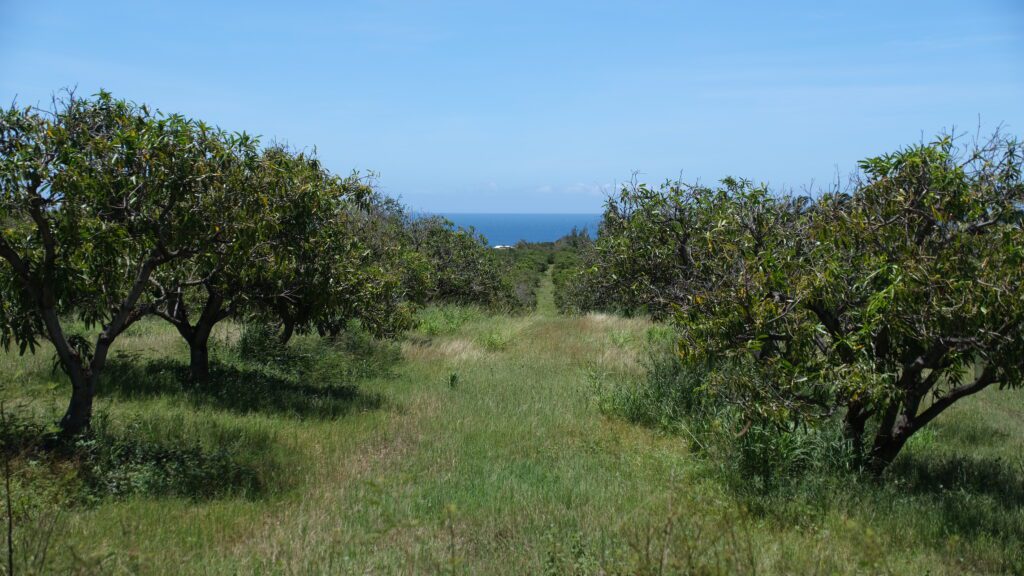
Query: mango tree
xmin=315 ymin=191 xmax=418 ymax=339
xmin=556 ymin=178 xmax=703 ymax=316
xmin=149 ymin=130 xmax=262 ymax=381
xmin=808 ymin=135 xmax=1024 ymax=473
xmin=405 ymin=216 xmax=515 ymax=308
xmin=245 ymin=147 xmax=413 ymax=344
xmin=0 ymin=93 xmax=234 ymax=434
xmin=672 ymin=135 xmax=1024 ymax=475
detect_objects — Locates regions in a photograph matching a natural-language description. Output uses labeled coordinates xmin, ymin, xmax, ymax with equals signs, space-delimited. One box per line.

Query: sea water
xmin=435 ymin=213 xmax=602 ymax=247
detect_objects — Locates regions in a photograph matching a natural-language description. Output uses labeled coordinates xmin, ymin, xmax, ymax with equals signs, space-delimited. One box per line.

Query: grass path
xmin=219 ymin=269 xmax=689 ymax=573
xmin=5 ymin=268 xmax=1024 ymax=573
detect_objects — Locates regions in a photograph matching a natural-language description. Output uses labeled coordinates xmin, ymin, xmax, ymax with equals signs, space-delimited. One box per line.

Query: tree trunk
xmin=867 ymin=429 xmax=911 ymax=476
xmin=40 ymin=306 xmax=96 ymax=436
xmin=164 ymin=289 xmax=227 ymax=383
xmin=866 ymin=408 xmax=917 ymax=476
xmin=59 ymin=369 xmax=95 ymax=436
xmin=188 ymin=334 xmax=211 ymax=383
xmin=842 ymin=403 xmax=869 ymax=465
xmin=279 ymin=317 xmax=295 ymax=345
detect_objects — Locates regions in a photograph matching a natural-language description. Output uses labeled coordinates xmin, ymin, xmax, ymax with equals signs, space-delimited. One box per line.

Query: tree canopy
xmin=0 ymin=92 xmax=518 ymax=434
xmin=0 ymin=92 xmax=239 ymax=433
xmin=559 ymin=133 xmax=1024 ymax=474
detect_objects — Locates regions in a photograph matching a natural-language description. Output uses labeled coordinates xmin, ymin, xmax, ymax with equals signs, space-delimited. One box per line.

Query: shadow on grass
xmin=99 ymin=357 xmax=386 ymax=420
xmin=0 ymin=407 xmax=283 ymax=501
xmin=890 ymin=452 xmax=1024 ymax=505
xmin=75 ymin=415 xmax=283 ymax=500
xmin=885 ymin=453 xmax=1024 ymax=547
xmin=728 ymin=444 xmax=1024 ymax=566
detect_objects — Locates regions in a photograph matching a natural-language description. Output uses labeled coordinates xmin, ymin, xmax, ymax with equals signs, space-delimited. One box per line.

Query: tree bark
xmin=867 ymin=430 xmax=912 ymax=476
xmin=172 ymin=325 xmax=213 ymax=383
xmin=866 ymin=397 xmax=913 ymax=476
xmin=163 ymin=289 xmax=226 ymax=383
xmin=187 ymin=315 xmax=217 ymax=383
xmin=189 ymin=337 xmax=210 ymax=382
xmin=58 ymin=370 xmax=96 ymax=437
xmin=39 ymin=306 xmax=96 ymax=436
xmin=866 ymin=366 xmax=997 ymax=475
xmin=279 ymin=317 xmax=295 ymax=345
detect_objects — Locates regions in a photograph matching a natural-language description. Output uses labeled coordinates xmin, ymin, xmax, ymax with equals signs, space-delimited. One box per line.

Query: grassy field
xmin=1 ymin=269 xmax=1022 ymax=574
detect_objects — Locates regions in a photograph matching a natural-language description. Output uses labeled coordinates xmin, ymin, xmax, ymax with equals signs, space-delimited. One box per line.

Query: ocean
xmin=436 ymin=213 xmax=603 ymax=247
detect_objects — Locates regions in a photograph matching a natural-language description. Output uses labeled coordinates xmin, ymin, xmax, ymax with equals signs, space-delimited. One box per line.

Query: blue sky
xmin=2 ymin=1 xmax=1022 ymax=213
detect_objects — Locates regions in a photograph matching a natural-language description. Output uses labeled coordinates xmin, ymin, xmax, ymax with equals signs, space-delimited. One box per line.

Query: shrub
xmin=0 ymin=406 xmax=278 ymax=503
xmin=312 ymin=319 xmax=402 ymax=382
xmin=482 ymin=330 xmax=511 ymax=352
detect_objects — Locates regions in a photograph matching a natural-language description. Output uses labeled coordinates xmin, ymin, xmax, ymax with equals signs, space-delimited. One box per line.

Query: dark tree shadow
xmin=99 ymin=357 xmax=386 ymax=419
xmin=0 ymin=407 xmax=282 ymax=501
xmin=890 ymin=453 xmax=1024 ymax=505
xmin=886 ymin=453 xmax=1024 ymax=545
xmin=736 ymin=447 xmax=1024 ymax=567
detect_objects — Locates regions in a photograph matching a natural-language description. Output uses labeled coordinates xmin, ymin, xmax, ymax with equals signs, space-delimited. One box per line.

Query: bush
xmin=599 ymin=329 xmax=855 ymax=492
xmin=312 ymin=319 xmax=402 ymax=382
xmin=482 ymin=329 xmax=512 ymax=352
xmin=599 ymin=341 xmax=704 ymax=429
xmin=416 ymin=306 xmax=486 ymax=336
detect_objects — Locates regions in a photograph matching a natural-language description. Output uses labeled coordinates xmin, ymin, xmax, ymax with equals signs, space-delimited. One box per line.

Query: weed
xmin=481 ymin=330 xmax=511 ymax=352
xmin=417 ymin=306 xmax=486 ymax=336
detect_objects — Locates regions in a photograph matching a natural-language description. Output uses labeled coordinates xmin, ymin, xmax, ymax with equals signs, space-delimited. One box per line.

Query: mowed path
xmin=207 ymin=267 xmax=698 ymax=573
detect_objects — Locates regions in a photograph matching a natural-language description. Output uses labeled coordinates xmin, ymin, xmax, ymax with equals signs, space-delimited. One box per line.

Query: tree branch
xmin=913 ymin=366 xmax=998 ymax=430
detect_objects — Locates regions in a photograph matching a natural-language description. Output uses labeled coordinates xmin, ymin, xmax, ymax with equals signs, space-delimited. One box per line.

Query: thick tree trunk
xmin=58 ymin=368 xmax=95 ymax=436
xmin=866 ymin=366 xmax=997 ymax=476
xmin=166 ymin=290 xmax=226 ymax=383
xmin=188 ymin=334 xmax=211 ymax=382
xmin=279 ymin=318 xmax=295 ymax=345
xmin=40 ymin=306 xmax=97 ymax=436
xmin=175 ymin=322 xmax=215 ymax=383
xmin=867 ymin=425 xmax=912 ymax=476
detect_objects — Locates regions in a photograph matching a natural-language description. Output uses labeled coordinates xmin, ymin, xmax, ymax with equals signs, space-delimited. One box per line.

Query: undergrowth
xmin=596 ymin=326 xmax=1024 ymax=573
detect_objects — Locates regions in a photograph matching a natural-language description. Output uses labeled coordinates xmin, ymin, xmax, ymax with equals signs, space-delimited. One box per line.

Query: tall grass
xmin=0 ymin=272 xmax=1020 ymax=573
xmin=596 ymin=322 xmax=1024 ymax=573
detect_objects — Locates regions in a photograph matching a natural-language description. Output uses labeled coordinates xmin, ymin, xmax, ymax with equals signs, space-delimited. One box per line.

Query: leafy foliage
xmin=575 ymin=133 xmax=1024 ymax=475
xmin=0 ymin=92 xmax=244 ymax=433
xmin=0 ymin=92 xmax=426 ymax=430
xmin=404 ymin=216 xmax=519 ymax=309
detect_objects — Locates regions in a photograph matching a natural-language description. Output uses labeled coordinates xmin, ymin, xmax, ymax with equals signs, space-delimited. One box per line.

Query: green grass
xmin=1 ymin=268 xmax=1022 ymax=574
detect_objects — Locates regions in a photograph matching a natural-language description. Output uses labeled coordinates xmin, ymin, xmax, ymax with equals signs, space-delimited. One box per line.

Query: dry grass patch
xmin=402 ymin=337 xmax=485 ymax=362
